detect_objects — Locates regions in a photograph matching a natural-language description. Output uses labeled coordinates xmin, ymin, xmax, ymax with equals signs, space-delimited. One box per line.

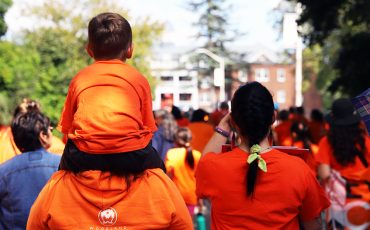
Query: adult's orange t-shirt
xmin=274 ymin=121 xmax=293 ymax=146
xmin=58 ymin=60 xmax=157 ymax=154
xmin=196 ymin=148 xmax=330 ymax=230
xmin=27 ymin=168 xmax=193 ymax=229
xmin=0 ymin=126 xmax=18 ymax=163
xmin=165 ymin=147 xmax=201 ymax=205
xmin=315 ymin=136 xmax=370 ymax=180
xmin=188 ymin=122 xmax=214 ymax=152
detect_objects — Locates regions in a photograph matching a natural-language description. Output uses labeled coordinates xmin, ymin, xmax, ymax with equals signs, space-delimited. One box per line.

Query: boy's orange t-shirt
xmin=165 ymin=147 xmax=201 ymax=205
xmin=196 ymin=148 xmax=330 ymax=230
xmin=27 ymin=168 xmax=193 ymax=229
xmin=315 ymin=136 xmax=370 ymax=180
xmin=58 ymin=60 xmax=157 ymax=154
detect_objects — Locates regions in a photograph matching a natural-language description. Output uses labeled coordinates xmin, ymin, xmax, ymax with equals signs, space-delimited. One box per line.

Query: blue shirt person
xmin=0 ymin=111 xmax=61 ymax=230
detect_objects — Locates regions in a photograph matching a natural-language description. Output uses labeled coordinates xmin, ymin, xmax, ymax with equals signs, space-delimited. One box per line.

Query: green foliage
xmin=189 ymin=0 xmax=235 ymax=56
xmin=0 ymin=0 xmax=163 ymax=125
xmin=293 ymin=0 xmax=370 ymax=98
xmin=0 ymin=41 xmax=40 ymax=123
xmin=0 ymin=0 xmax=12 ymax=37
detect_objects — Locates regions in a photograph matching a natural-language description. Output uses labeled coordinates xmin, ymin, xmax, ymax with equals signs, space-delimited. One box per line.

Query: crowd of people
xmin=0 ymin=11 xmax=369 ymax=230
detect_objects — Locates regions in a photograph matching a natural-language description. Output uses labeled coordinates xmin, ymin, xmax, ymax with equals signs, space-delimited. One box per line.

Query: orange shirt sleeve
xmin=300 ymin=169 xmax=330 ymax=221
xmin=57 ymin=80 xmax=76 ymax=134
xmin=140 ymin=78 xmax=157 ymax=132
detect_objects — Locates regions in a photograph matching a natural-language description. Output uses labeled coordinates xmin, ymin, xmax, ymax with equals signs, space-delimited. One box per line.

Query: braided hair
xmin=231 ymin=82 xmax=274 ymax=196
xmin=175 ymin=127 xmax=195 ymax=169
xmin=328 ymin=123 xmax=366 ymax=166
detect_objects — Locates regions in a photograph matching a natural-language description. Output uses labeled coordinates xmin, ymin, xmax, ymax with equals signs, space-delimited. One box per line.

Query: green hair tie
xmin=247 ymin=144 xmax=267 ymax=172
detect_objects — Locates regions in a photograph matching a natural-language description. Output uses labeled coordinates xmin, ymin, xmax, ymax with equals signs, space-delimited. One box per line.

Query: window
xmin=179 ymin=93 xmax=192 ymax=101
xmin=160 ymin=76 xmax=173 ymax=81
xmin=277 ymin=69 xmax=286 ymax=82
xmin=276 ymin=90 xmax=286 ymax=103
xmin=255 ymin=68 xmax=269 ymax=82
xmin=179 ymin=76 xmax=192 ymax=81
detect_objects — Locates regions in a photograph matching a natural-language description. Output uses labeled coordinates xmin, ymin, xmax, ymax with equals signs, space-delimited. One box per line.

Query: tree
xmin=1 ymin=0 xmax=163 ymax=124
xmin=0 ymin=41 xmax=40 ymax=123
xmin=189 ymin=0 xmax=236 ymax=56
xmin=292 ymin=0 xmax=370 ymax=97
xmin=0 ymin=0 xmax=11 ymax=37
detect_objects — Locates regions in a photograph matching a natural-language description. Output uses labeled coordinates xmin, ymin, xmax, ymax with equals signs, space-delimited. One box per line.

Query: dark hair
xmin=296 ymin=106 xmax=305 ymax=115
xmin=171 ymin=105 xmax=183 ymax=120
xmin=310 ymin=109 xmax=324 ymax=122
xmin=289 ymin=106 xmax=297 ymax=115
xmin=328 ymin=123 xmax=367 ymax=166
xmin=219 ymin=101 xmax=229 ymax=110
xmin=231 ymin=82 xmax=274 ymax=196
xmin=13 ymin=98 xmax=40 ymax=117
xmin=175 ymin=128 xmax=195 ymax=169
xmin=278 ymin=109 xmax=289 ymax=121
xmin=88 ymin=12 xmax=132 ymax=60
xmin=11 ymin=111 xmax=50 ymax=152
xmin=59 ymin=140 xmax=166 ymax=192
xmin=290 ymin=121 xmax=311 ymax=149
xmin=191 ymin=109 xmax=209 ymax=122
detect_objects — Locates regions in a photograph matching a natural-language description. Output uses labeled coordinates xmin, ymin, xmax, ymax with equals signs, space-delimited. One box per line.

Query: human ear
xmin=86 ymin=43 xmax=94 ymax=58
xmin=125 ymin=43 xmax=133 ymax=59
xmin=39 ymin=130 xmax=52 ymax=149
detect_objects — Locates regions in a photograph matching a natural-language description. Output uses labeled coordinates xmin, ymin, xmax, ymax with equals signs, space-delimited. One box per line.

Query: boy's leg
xmin=59 ymin=139 xmax=166 ymax=173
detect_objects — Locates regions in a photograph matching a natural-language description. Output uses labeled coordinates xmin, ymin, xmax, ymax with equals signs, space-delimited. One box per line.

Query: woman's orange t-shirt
xmin=58 ymin=60 xmax=157 ymax=154
xmin=27 ymin=169 xmax=193 ymax=229
xmin=165 ymin=147 xmax=201 ymax=205
xmin=315 ymin=136 xmax=370 ymax=180
xmin=196 ymin=148 xmax=330 ymax=230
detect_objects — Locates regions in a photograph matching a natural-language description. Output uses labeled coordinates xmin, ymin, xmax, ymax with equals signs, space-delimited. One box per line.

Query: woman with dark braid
xmin=316 ymin=98 xmax=370 ymax=182
xmin=196 ymin=82 xmax=329 ymax=229
xmin=166 ymin=127 xmax=202 ymax=216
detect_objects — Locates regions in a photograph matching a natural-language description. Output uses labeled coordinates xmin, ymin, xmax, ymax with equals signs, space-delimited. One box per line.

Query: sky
xmin=5 ymin=0 xmax=283 ymax=51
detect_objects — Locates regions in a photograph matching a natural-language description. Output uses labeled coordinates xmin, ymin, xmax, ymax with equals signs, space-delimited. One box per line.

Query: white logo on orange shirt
xmin=98 ymin=207 xmax=118 ymax=226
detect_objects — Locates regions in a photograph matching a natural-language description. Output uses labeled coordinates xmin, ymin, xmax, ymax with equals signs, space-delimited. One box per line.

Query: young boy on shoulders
xmin=58 ymin=12 xmax=164 ymax=172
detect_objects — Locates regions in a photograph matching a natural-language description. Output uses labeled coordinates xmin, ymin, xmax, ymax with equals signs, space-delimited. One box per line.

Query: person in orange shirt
xmin=166 ymin=127 xmax=201 ymax=215
xmin=316 ymin=98 xmax=370 ymax=181
xmin=27 ymin=141 xmax=192 ymax=229
xmin=196 ymin=82 xmax=329 ymax=230
xmin=209 ymin=101 xmax=229 ymax=126
xmin=0 ymin=99 xmax=64 ymax=164
xmin=308 ymin=109 xmax=327 ymax=144
xmin=315 ymin=98 xmax=370 ymax=228
xmin=188 ymin=109 xmax=214 ymax=152
xmin=273 ymin=109 xmax=293 ymax=146
xmin=171 ymin=105 xmax=190 ymax=127
xmin=57 ymin=13 xmax=164 ymax=172
xmin=290 ymin=121 xmax=319 ymax=173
